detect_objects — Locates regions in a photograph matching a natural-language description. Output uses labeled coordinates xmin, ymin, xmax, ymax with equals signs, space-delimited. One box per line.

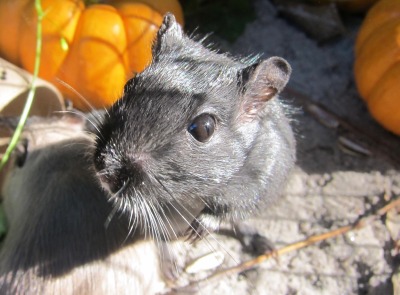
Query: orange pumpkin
xmin=354 ymin=0 xmax=400 ymax=135
xmin=0 ymin=0 xmax=184 ymax=110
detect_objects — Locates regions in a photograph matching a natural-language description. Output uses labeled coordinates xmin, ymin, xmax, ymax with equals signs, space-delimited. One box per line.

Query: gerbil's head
xmin=94 ymin=14 xmax=294 ymax=234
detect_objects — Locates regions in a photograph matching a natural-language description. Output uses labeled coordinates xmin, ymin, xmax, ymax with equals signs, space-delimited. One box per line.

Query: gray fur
xmin=95 ymin=14 xmax=295 ymax=234
xmin=0 ymin=14 xmax=295 ymax=294
xmin=0 ymin=120 xmax=165 ymax=294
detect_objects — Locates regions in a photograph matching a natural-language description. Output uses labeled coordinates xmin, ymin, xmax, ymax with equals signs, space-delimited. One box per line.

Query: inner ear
xmin=239 ymin=57 xmax=291 ymax=121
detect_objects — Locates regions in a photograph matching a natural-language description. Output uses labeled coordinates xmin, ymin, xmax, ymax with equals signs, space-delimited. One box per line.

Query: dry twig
xmin=171 ymin=197 xmax=400 ymax=292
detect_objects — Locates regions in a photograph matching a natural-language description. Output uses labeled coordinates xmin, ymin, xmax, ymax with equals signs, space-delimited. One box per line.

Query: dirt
xmin=172 ymin=1 xmax=400 ymax=294
xmin=1 ymin=1 xmax=399 ymax=294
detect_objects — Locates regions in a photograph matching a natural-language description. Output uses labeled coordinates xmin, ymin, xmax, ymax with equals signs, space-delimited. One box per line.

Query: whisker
xmin=55 ymin=79 xmax=97 ymax=113
xmin=0 ymin=137 xmax=11 ymax=146
xmin=142 ymin=199 xmax=161 ymax=244
xmin=96 ymin=171 xmax=110 ymax=177
xmin=145 ymin=195 xmax=185 ymax=278
xmin=105 ymin=203 xmax=119 ymax=229
xmin=153 ymin=175 xmax=240 ymax=266
xmin=157 ymin=203 xmax=195 ymax=277
xmin=103 ymin=106 xmax=111 ymax=119
xmin=89 ymin=109 xmax=106 ymax=127
xmin=138 ymin=196 xmax=150 ymax=240
xmin=112 ymin=178 xmax=131 ymax=198
xmin=152 ymin=176 xmax=204 ymax=237
xmin=126 ymin=189 xmax=141 ymax=239
xmin=54 ymin=110 xmax=102 ymax=137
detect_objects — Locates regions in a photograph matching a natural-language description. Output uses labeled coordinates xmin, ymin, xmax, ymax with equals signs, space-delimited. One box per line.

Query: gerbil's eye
xmin=15 ymin=139 xmax=28 ymax=168
xmin=188 ymin=114 xmax=216 ymax=142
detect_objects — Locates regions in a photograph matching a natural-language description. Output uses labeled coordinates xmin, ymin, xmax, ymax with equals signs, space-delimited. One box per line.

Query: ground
xmin=1 ymin=1 xmax=399 ymax=294
xmin=171 ymin=1 xmax=400 ymax=294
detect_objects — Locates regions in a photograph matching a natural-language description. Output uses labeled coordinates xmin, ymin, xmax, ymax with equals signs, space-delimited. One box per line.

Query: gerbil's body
xmin=0 ymin=14 xmax=295 ymax=294
xmin=0 ymin=120 xmax=164 ymax=294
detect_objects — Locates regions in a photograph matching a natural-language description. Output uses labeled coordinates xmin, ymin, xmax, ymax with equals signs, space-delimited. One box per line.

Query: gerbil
xmin=0 ymin=14 xmax=295 ymax=294
xmin=94 ymin=14 xmax=295 ymax=236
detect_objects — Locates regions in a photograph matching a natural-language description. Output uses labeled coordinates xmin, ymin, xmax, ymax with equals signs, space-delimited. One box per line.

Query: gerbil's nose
xmin=100 ymin=169 xmax=128 ymax=195
xmin=100 ymin=162 xmax=145 ymax=195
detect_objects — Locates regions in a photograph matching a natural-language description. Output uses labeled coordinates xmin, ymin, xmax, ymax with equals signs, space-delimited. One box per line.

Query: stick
xmin=172 ymin=197 xmax=400 ymax=291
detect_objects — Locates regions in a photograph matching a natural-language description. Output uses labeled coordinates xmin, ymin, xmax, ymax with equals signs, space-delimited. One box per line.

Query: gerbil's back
xmin=0 ymin=120 xmax=164 ymax=294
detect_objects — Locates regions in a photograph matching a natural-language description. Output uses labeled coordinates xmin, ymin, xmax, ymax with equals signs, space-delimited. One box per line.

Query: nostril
xmin=93 ymin=151 xmax=106 ymax=172
xmin=94 ymin=150 xmax=129 ymax=194
xmin=98 ymin=168 xmax=130 ymax=195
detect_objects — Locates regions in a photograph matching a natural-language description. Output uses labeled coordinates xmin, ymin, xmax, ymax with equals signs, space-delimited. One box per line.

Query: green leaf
xmin=0 ymin=0 xmax=43 ymax=170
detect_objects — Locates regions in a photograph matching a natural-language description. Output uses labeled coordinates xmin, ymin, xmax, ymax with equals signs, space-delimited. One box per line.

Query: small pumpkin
xmin=354 ymin=0 xmax=400 ymax=135
xmin=0 ymin=0 xmax=184 ymax=110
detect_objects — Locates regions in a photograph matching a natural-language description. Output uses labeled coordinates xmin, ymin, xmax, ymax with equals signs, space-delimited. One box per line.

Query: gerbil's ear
xmin=152 ymin=13 xmax=184 ymax=56
xmin=239 ymin=57 xmax=291 ymax=121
